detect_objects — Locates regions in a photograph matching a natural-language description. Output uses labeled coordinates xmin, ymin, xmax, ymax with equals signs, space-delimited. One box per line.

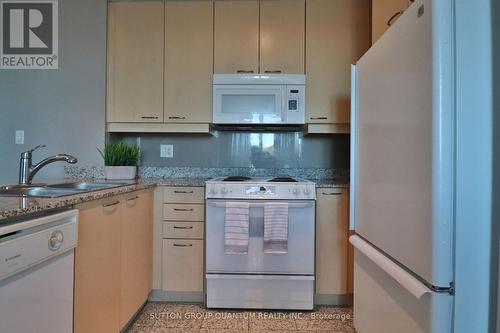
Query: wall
xmin=0 ymin=0 xmax=106 ymax=184
xmin=115 ymin=132 xmax=350 ymax=170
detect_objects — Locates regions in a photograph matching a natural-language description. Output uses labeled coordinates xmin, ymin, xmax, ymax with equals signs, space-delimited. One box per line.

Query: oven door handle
xmin=207 ymin=202 xmax=314 ymax=209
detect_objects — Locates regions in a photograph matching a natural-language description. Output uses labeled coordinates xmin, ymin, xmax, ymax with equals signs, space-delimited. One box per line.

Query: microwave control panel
xmin=287 ymin=88 xmax=301 ymax=112
xmin=285 ymin=85 xmax=305 ymax=123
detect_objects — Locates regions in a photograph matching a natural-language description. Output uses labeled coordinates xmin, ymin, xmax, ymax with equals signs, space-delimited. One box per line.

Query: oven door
xmin=205 ymin=199 xmax=315 ymax=275
xmin=213 ymin=85 xmax=285 ymax=124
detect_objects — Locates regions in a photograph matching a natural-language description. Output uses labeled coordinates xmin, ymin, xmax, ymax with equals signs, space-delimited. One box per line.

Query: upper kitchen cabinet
xmin=164 ymin=0 xmax=213 ymax=124
xmin=107 ymin=1 xmax=164 ymax=123
xmin=214 ymin=0 xmax=259 ymax=74
xmin=372 ymin=0 xmax=413 ymax=44
xmin=260 ymin=0 xmax=305 ymax=74
xmin=214 ymin=0 xmax=305 ymax=74
xmin=305 ymin=0 xmax=370 ymax=133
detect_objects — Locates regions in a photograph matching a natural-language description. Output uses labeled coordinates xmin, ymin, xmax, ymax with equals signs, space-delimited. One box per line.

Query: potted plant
xmin=98 ymin=141 xmax=140 ymax=180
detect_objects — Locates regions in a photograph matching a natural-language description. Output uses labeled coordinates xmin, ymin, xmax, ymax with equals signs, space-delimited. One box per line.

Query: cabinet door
xmin=107 ymin=2 xmax=164 ymax=123
xmin=120 ymin=190 xmax=153 ymax=329
xmin=74 ymin=198 xmax=122 ymax=333
xmin=372 ymin=0 xmax=411 ymax=43
xmin=164 ymin=1 xmax=213 ymax=123
xmin=260 ymin=0 xmax=305 ymax=74
xmin=315 ymin=189 xmax=350 ymax=295
xmin=162 ymin=239 xmax=204 ymax=292
xmin=306 ymin=0 xmax=370 ymax=124
xmin=214 ymin=0 xmax=259 ymax=74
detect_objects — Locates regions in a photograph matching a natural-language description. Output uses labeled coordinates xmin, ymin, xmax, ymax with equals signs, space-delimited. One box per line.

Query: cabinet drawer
xmin=162 ymin=239 xmax=204 ymax=292
xmin=163 ymin=187 xmax=205 ymax=204
xmin=163 ymin=204 xmax=204 ymax=221
xmin=162 ymin=222 xmax=204 ymax=239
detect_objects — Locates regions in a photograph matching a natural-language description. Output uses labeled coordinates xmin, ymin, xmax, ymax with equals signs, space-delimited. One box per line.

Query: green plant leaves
xmin=99 ymin=141 xmax=140 ymax=166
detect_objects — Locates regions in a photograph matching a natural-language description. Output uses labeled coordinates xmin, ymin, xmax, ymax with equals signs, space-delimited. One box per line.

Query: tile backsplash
xmin=112 ymin=131 xmax=350 ymax=170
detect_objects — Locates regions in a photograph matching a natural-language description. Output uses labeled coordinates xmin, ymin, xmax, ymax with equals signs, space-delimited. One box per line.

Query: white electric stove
xmin=205 ymin=176 xmax=316 ymax=310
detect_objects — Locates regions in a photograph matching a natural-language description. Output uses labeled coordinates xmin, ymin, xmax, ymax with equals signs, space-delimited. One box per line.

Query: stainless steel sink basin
xmin=0 ymin=182 xmax=130 ymax=198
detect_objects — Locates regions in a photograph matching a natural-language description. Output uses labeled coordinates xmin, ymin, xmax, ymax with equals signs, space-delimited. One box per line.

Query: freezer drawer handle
xmin=349 ymin=235 xmax=433 ymax=299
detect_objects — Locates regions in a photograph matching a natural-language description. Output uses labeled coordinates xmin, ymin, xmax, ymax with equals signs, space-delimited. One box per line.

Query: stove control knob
xmin=303 ymin=187 xmax=311 ymax=195
xmin=292 ymin=187 xmax=301 ymax=195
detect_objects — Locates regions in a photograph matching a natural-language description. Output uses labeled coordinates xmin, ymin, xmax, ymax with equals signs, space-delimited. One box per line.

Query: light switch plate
xmin=15 ymin=130 xmax=24 ymax=144
xmin=160 ymin=144 xmax=173 ymax=158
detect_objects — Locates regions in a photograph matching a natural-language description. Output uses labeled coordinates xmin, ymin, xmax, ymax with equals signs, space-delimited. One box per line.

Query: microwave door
xmin=213 ymin=85 xmax=284 ymax=124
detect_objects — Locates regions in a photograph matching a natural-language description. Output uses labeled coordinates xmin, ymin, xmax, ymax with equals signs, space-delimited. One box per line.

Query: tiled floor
xmin=126 ymin=302 xmax=356 ymax=333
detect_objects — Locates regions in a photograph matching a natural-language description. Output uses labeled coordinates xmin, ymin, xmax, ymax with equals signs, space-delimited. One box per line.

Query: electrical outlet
xmin=15 ymin=130 xmax=24 ymax=144
xmin=160 ymin=144 xmax=173 ymax=158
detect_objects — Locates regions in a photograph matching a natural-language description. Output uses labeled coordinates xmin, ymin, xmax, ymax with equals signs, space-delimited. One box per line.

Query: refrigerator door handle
xmin=349 ymin=235 xmax=432 ymax=299
xmin=349 ymin=64 xmax=357 ymax=231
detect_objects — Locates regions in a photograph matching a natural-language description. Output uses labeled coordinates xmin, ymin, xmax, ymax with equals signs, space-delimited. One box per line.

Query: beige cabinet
xmin=164 ymin=1 xmax=213 ymax=123
xmin=214 ymin=0 xmax=305 ymax=74
xmin=372 ymin=0 xmax=412 ymax=44
xmin=74 ymin=197 xmax=122 ymax=333
xmin=162 ymin=239 xmax=204 ymax=293
xmin=214 ymin=0 xmax=259 ymax=74
xmin=306 ymin=0 xmax=370 ymax=131
xmin=161 ymin=186 xmax=205 ymax=296
xmin=74 ymin=190 xmax=154 ymax=333
xmin=315 ymin=188 xmax=350 ymax=298
xmin=260 ymin=0 xmax=305 ymax=74
xmin=107 ymin=1 xmax=164 ymax=123
xmin=120 ymin=190 xmax=153 ymax=329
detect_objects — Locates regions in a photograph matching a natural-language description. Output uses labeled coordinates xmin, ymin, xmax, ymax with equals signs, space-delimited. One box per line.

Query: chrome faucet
xmin=19 ymin=145 xmax=78 ymax=185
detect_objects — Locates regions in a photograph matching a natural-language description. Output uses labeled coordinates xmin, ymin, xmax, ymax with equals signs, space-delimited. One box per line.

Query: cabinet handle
xmin=237 ymin=70 xmax=254 ymax=73
xmin=264 ymin=70 xmax=282 ymax=74
xmin=322 ymin=192 xmax=341 ymax=196
xmin=310 ymin=116 xmax=328 ymax=120
xmin=103 ymin=201 xmax=120 ymax=207
xmin=387 ymin=10 xmax=404 ymax=26
xmin=173 ymin=208 xmax=194 ymax=212
xmin=141 ymin=116 xmax=159 ymax=119
xmin=173 ymin=225 xmax=194 ymax=229
xmin=126 ymin=196 xmax=139 ymax=201
xmin=174 ymin=190 xmax=194 ymax=194
xmin=173 ymin=243 xmax=193 ymax=247
xmin=168 ymin=116 xmax=186 ymax=120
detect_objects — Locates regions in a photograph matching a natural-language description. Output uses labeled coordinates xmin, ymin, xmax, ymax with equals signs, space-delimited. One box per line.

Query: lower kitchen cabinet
xmin=315 ymin=187 xmax=351 ymax=304
xmin=74 ymin=189 xmax=153 ymax=333
xmin=74 ymin=197 xmax=122 ymax=333
xmin=120 ymin=190 xmax=153 ymax=329
xmin=155 ymin=186 xmax=205 ymax=301
xmin=162 ymin=239 xmax=204 ymax=293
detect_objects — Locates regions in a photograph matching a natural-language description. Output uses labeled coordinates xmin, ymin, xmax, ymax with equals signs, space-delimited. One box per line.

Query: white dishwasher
xmin=0 ymin=209 xmax=78 ymax=333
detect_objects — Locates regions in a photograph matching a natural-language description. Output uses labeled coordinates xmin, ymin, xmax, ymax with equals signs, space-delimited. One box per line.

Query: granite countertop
xmin=312 ymin=179 xmax=350 ymax=188
xmin=0 ymin=179 xmax=157 ymax=223
xmin=0 ymin=176 xmax=349 ymax=223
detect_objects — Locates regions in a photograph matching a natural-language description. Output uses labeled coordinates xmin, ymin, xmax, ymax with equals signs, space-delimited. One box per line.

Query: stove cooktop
xmin=214 ymin=176 xmax=304 ymax=183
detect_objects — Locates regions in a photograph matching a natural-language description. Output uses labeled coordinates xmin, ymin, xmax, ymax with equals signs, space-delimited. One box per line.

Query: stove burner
xmin=268 ymin=177 xmax=298 ymax=183
xmin=223 ymin=176 xmax=252 ymax=182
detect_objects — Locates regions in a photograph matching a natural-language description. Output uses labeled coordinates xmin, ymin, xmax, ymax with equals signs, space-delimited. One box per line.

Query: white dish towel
xmin=264 ymin=202 xmax=289 ymax=254
xmin=224 ymin=202 xmax=250 ymax=254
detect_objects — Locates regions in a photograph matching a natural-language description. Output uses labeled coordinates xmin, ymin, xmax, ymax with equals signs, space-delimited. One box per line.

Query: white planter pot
xmin=104 ymin=166 xmax=137 ymax=180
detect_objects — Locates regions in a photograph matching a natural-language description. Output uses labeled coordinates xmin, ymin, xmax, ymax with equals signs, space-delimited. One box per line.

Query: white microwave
xmin=213 ymin=74 xmax=306 ymax=125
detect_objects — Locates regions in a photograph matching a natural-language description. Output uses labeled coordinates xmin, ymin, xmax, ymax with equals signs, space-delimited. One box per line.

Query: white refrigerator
xmin=350 ymin=0 xmax=454 ymax=332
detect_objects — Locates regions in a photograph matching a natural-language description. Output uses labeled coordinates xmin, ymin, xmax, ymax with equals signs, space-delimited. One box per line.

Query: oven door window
xmin=205 ymin=200 xmax=315 ymax=274
xmin=213 ymin=85 xmax=284 ymax=124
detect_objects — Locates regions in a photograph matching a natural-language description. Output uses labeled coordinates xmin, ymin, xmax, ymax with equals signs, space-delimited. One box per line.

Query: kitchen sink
xmin=0 ymin=182 xmax=130 ymax=198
